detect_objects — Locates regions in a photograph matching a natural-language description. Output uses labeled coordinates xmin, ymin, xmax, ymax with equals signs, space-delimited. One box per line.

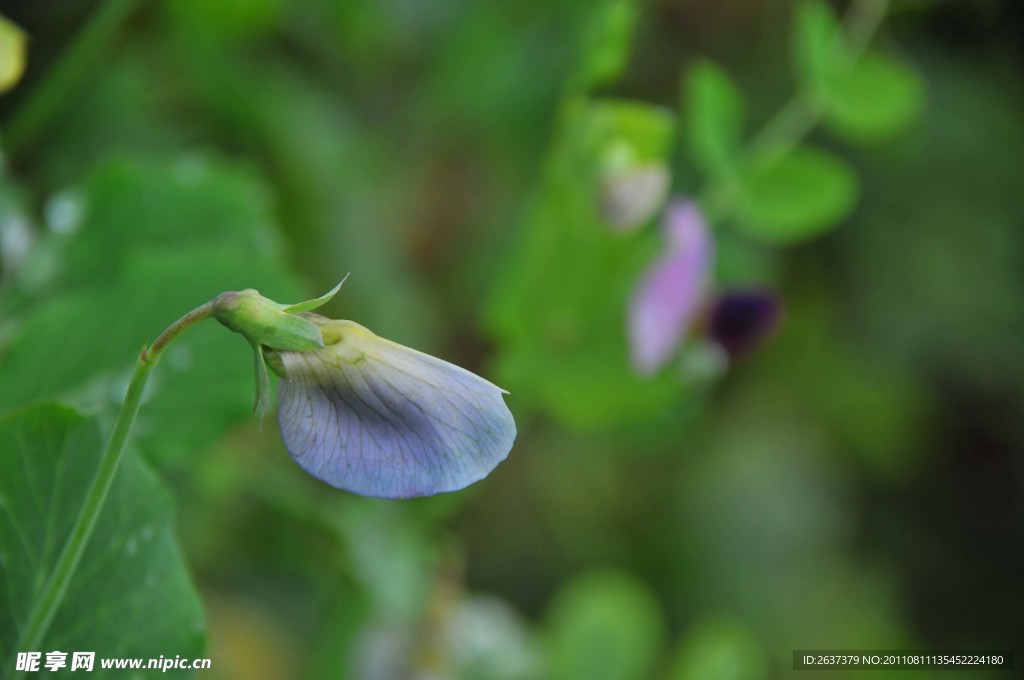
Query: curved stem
xmin=751 ymin=0 xmax=890 ymax=157
xmin=12 ymin=301 xmax=215 ymax=667
xmin=844 ymin=0 xmax=890 ymax=59
xmin=700 ymin=0 xmax=890 ymax=219
xmin=145 ymin=301 xmax=216 ymax=361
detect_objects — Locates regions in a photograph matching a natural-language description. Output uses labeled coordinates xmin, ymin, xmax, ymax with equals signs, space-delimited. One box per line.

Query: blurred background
xmin=0 ymin=0 xmax=1022 ymax=678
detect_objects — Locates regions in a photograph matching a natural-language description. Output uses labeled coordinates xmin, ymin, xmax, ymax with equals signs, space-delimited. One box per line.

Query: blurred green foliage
xmin=545 ymin=570 xmax=664 ymax=680
xmin=0 ymin=155 xmax=303 ymax=465
xmin=485 ymin=93 xmax=682 ymax=429
xmin=1 ymin=0 xmax=1022 ymax=678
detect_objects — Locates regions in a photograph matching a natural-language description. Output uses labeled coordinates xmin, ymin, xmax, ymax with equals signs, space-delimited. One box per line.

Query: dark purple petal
xmin=628 ymin=200 xmax=713 ymax=375
xmin=707 ymin=289 xmax=782 ymax=358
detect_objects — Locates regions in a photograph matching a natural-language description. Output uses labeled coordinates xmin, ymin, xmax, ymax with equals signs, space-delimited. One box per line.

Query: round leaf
xmin=735 ymin=146 xmax=858 ymax=244
xmin=825 ymin=51 xmax=926 ymax=143
xmin=791 ymin=0 xmax=846 ymax=89
xmin=683 ymin=60 xmax=745 ymax=177
xmin=581 ymin=0 xmax=640 ymax=89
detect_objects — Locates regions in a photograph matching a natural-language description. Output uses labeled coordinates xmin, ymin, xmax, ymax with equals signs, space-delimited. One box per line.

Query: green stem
xmin=746 ymin=90 xmax=826 ymax=161
xmin=11 ymin=301 xmax=215 ymax=669
xmin=843 ymin=0 xmax=890 ymax=59
xmin=699 ymin=0 xmax=890 ymax=220
xmin=752 ymin=0 xmax=890 ymax=156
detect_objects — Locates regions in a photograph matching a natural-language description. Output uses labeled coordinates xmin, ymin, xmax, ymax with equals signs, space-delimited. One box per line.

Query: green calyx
xmin=213 ymin=290 xmax=321 ymax=352
xmin=262 ymin=313 xmax=346 ymax=381
xmin=211 ymin=275 xmax=349 ymax=423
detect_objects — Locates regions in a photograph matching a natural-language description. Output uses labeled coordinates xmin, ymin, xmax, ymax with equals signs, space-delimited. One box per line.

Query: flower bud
xmin=212 ymin=276 xmax=347 ymax=423
xmin=212 ymin=289 xmax=325 ymax=352
xmin=598 ymin=164 xmax=670 ymax=232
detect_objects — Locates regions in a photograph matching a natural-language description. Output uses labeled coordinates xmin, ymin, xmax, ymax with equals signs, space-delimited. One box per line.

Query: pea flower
xmin=628 ymin=199 xmax=713 ymax=375
xmin=214 ymin=279 xmax=516 ymax=498
xmin=627 ymin=200 xmax=782 ymax=376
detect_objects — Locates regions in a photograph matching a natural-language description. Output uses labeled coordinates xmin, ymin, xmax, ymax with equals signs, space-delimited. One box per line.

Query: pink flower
xmin=628 ymin=200 xmax=713 ymax=375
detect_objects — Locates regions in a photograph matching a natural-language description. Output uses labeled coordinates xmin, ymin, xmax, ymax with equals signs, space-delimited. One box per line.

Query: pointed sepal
xmin=251 ymin=341 xmax=270 ymax=428
xmin=283 ymin=273 xmax=350 ymax=313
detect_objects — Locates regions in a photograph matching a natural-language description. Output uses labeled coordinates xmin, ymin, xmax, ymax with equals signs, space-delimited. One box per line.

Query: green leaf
xmin=734 ymin=146 xmax=858 ymax=244
xmin=282 ymin=272 xmax=349 ymax=313
xmin=586 ymin=100 xmax=677 ymax=167
xmin=670 ymin=616 xmax=768 ymax=680
xmin=824 ymin=51 xmax=925 ymax=143
xmin=580 ymin=0 xmax=641 ymax=90
xmin=683 ymin=60 xmax=744 ymax=177
xmin=54 ymin=155 xmax=282 ymax=290
xmin=0 ymin=156 xmax=306 ymax=465
xmin=0 ymin=404 xmax=204 ymax=674
xmin=169 ymin=0 xmax=284 ymax=43
xmin=252 ymin=341 xmax=270 ymax=423
xmin=791 ymin=2 xmax=924 ymax=145
xmin=791 ymin=0 xmax=846 ymax=90
xmin=545 ymin=569 xmax=664 ymax=680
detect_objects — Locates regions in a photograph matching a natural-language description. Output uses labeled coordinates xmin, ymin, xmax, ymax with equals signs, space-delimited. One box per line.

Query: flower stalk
xmin=13 ymin=301 xmax=215 ymax=665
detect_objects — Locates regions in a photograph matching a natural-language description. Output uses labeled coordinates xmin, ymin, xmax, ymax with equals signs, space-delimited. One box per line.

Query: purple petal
xmin=628 ymin=200 xmax=713 ymax=375
xmin=276 ymin=320 xmax=516 ymax=498
xmin=707 ymin=289 xmax=781 ymax=358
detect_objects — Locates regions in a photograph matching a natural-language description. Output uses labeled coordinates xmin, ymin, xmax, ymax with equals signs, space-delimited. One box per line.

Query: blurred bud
xmin=677 ymin=339 xmax=729 ymax=386
xmin=598 ymin=164 xmax=670 ymax=232
xmin=449 ymin=596 xmax=541 ymax=680
xmin=628 ymin=200 xmax=713 ymax=375
xmin=706 ymin=289 xmax=781 ymax=358
xmin=0 ymin=15 xmax=27 ymax=94
xmin=273 ymin=317 xmax=516 ymax=498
